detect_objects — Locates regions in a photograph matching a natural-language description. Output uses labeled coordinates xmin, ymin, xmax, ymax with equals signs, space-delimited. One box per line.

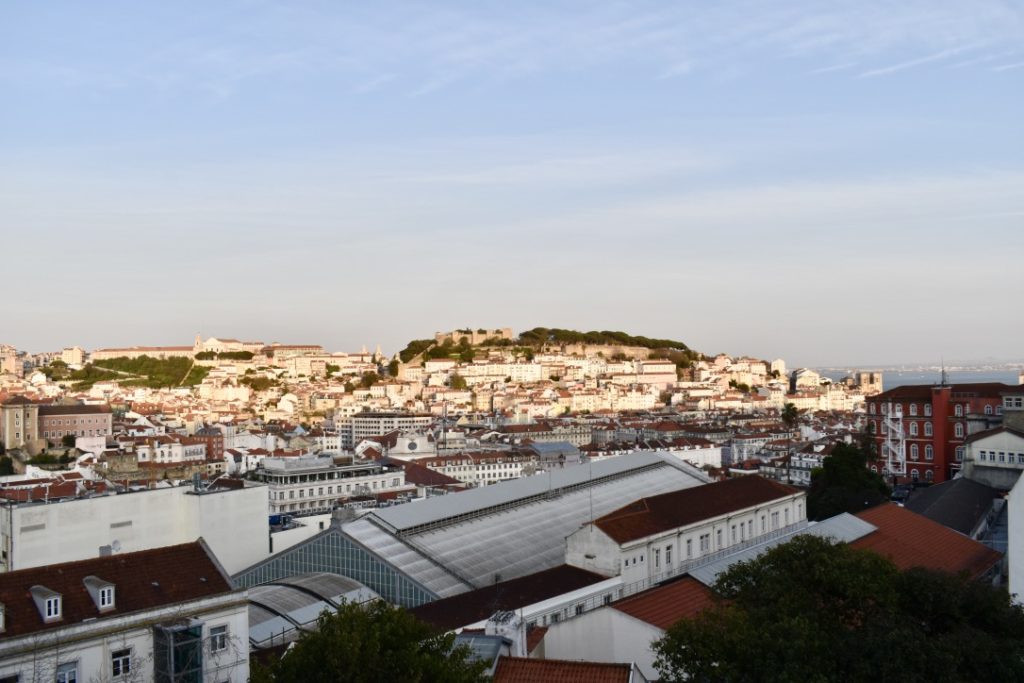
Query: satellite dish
xmin=110 ymin=540 xmax=122 ymax=553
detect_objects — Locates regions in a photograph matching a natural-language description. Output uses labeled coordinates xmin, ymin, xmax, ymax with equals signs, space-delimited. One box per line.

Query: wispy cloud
xmin=809 ymin=62 xmax=856 ymax=75
xmin=858 ymin=45 xmax=976 ymax=78
xmin=994 ymin=61 xmax=1024 ymax=72
xmin=6 ymin=1 xmax=1024 ymax=97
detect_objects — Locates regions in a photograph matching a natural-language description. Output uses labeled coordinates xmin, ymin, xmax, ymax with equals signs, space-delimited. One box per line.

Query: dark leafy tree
xmin=781 ymin=402 xmax=799 ymax=427
xmin=807 ymin=442 xmax=889 ymax=520
xmin=251 ymin=601 xmax=488 ymax=683
xmin=654 ymin=535 xmax=1024 ymax=683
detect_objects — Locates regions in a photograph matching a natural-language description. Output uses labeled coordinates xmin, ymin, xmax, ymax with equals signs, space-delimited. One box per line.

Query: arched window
xmin=910 ymin=444 xmax=919 ymax=460
xmin=869 ymin=404 xmax=876 ymax=415
xmin=924 ymin=422 xmax=933 ymax=437
xmin=911 ymin=469 xmax=920 ymax=482
xmin=955 ymin=423 xmax=964 ymax=438
xmin=909 ymin=422 xmax=918 ymax=436
xmin=984 ymin=405 xmax=993 ymax=415
xmin=910 ymin=404 xmax=918 ymax=416
xmin=925 ymin=470 xmax=934 ymax=482
xmin=955 ymin=405 xmax=963 ymax=417
xmin=871 ymin=465 xmax=878 ymax=472
xmin=925 ymin=445 xmax=933 ymax=461
xmin=924 ymin=404 xmax=932 ymax=416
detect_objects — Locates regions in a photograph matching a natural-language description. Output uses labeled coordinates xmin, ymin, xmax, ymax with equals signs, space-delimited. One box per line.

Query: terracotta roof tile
xmin=595 ymin=476 xmax=800 ymax=544
xmin=410 ymin=565 xmax=608 ymax=631
xmin=852 ymin=503 xmax=1001 ymax=578
xmin=612 ymin=576 xmax=715 ymax=630
xmin=493 ymin=657 xmax=632 ymax=683
xmin=0 ymin=541 xmax=234 ymax=638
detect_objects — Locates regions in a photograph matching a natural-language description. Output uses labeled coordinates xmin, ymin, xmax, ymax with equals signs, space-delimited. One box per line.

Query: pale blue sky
xmin=2 ymin=1 xmax=1022 ymax=366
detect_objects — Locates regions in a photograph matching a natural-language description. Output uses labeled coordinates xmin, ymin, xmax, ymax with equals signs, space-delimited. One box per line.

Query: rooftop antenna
xmin=940 ymin=357 xmax=948 ymax=387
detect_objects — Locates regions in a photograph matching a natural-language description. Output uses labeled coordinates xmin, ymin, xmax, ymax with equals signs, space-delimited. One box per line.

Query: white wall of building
xmin=0 ymin=592 xmax=250 ymax=683
xmin=0 ymin=484 xmax=269 ymax=575
xmin=1008 ymin=475 xmax=1024 ymax=605
xmin=543 ymin=608 xmax=662 ymax=681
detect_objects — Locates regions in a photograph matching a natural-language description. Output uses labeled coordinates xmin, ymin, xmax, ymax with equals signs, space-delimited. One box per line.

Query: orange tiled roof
xmin=852 ymin=503 xmax=1001 ymax=578
xmin=493 ymin=657 xmax=632 ymax=683
xmin=612 ymin=576 xmax=715 ymax=630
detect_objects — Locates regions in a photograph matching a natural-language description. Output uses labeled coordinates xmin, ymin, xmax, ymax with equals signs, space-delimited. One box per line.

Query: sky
xmin=1 ymin=0 xmax=1022 ymax=367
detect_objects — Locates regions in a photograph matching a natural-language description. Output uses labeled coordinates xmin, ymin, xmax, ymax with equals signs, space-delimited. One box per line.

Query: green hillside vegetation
xmin=64 ymin=356 xmax=211 ymax=389
xmin=397 ymin=327 xmax=700 ymax=368
xmin=517 ymin=327 xmax=691 ymax=350
xmin=194 ymin=350 xmax=254 ymax=360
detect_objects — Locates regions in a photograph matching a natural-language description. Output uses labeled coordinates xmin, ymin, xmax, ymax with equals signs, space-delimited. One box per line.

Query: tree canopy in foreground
xmin=654 ymin=535 xmax=1024 ymax=683
xmin=251 ymin=600 xmax=488 ymax=683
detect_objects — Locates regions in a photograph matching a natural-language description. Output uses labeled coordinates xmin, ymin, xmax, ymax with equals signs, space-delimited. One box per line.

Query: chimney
xmin=485 ymin=610 xmax=527 ymax=658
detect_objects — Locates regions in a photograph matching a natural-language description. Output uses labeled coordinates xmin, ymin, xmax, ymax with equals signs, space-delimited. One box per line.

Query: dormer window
xmin=84 ymin=576 xmax=115 ymax=612
xmin=30 ymin=585 xmax=62 ymax=623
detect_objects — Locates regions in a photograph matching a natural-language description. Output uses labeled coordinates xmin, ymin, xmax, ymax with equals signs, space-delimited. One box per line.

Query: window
xmin=956 ymin=447 xmax=964 ymax=462
xmin=56 ymin=663 xmax=77 ymax=683
xmin=686 ymin=539 xmax=693 ymax=558
xmin=98 ymin=586 xmax=114 ymax=609
xmin=716 ymin=529 xmax=723 ymax=549
xmin=909 ymin=404 xmax=918 ymax=416
xmin=955 ymin=405 xmax=963 ymax=417
xmin=925 ymin=445 xmax=933 ymax=461
xmin=210 ymin=625 xmax=228 ymax=652
xmin=665 ymin=545 xmax=672 ymax=565
xmin=771 ymin=511 xmax=780 ymax=530
xmin=761 ymin=515 xmax=766 ymax=532
xmin=45 ymin=597 xmax=61 ymax=620
xmin=653 ymin=548 xmax=660 ymax=568
xmin=925 ymin=470 xmax=934 ymax=482
xmin=699 ymin=534 xmax=710 ymax=553
xmin=955 ymin=423 xmax=964 ymax=438
xmin=111 ymin=649 xmax=131 ymax=677
xmin=909 ymin=422 xmax=918 ymax=436
xmin=911 ymin=469 xmax=920 ymax=482
xmin=985 ymin=405 xmax=993 ymax=415
xmin=924 ymin=423 xmax=933 ymax=437
xmin=910 ymin=444 xmax=919 ymax=460
xmin=575 ymin=603 xmax=584 ymax=616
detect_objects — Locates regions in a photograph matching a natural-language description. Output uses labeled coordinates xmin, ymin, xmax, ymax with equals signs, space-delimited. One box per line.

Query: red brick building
xmin=865 ymin=383 xmax=1012 ymax=484
xmin=194 ymin=425 xmax=225 ymax=461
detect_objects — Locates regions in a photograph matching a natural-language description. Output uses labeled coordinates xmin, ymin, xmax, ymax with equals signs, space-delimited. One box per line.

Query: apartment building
xmin=255 ymin=455 xmax=407 ymax=515
xmin=865 ymin=383 xmax=1015 ymax=483
xmin=0 ymin=541 xmax=249 ymax=682
xmin=0 ymin=396 xmax=38 ymax=450
xmin=39 ymin=404 xmax=113 ymax=444
xmin=566 ymin=476 xmax=806 ymax=583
